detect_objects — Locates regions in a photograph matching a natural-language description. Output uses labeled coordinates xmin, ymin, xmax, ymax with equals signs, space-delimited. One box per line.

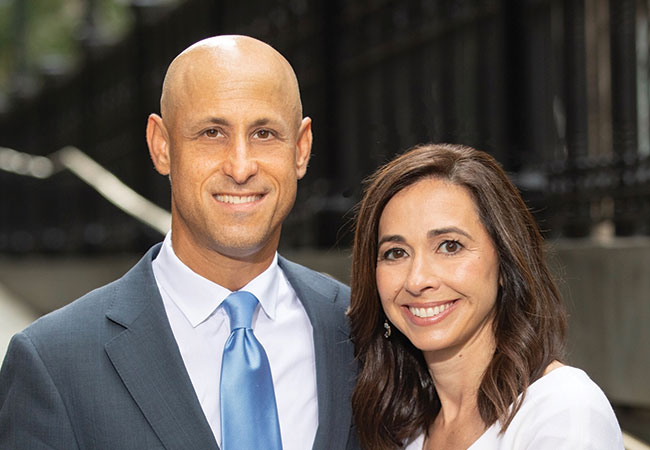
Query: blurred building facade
xmin=2 ymin=0 xmax=649 ymax=253
xmin=1 ymin=0 xmax=649 ymax=429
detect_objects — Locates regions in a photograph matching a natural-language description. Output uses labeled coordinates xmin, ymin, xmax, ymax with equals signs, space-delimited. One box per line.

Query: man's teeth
xmin=409 ymin=302 xmax=453 ymax=318
xmin=216 ymin=194 xmax=260 ymax=204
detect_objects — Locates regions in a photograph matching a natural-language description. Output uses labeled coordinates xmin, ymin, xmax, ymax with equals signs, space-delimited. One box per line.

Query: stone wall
xmin=551 ymin=238 xmax=650 ymax=408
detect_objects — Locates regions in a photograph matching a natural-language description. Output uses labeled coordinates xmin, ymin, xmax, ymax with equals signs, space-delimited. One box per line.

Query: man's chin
xmin=211 ymin=233 xmax=278 ymax=261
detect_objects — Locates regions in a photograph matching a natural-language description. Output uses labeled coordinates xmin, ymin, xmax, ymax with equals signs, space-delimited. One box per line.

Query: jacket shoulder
xmin=278 ymin=256 xmax=350 ymax=302
xmin=22 ymin=244 xmax=161 ymax=344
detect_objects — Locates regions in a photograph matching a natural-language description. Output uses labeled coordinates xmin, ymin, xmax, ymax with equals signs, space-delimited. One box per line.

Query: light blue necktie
xmin=220 ymin=291 xmax=283 ymax=450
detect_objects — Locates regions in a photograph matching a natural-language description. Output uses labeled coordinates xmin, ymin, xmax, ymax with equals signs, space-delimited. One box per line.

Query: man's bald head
xmin=160 ymin=35 xmax=303 ymax=129
xmin=146 ymin=34 xmax=313 ymax=285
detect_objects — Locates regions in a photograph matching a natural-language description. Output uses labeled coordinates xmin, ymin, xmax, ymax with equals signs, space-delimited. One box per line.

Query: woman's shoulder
xmin=402 ymin=433 xmax=425 ymax=450
xmin=496 ymin=365 xmax=625 ymax=449
xmin=525 ymin=365 xmax=612 ymax=409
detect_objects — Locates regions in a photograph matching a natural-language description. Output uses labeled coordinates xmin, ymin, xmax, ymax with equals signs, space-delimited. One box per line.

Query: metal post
xmin=564 ymin=0 xmax=589 ymax=160
xmin=610 ymin=0 xmax=639 ymax=235
xmin=563 ymin=0 xmax=591 ymax=237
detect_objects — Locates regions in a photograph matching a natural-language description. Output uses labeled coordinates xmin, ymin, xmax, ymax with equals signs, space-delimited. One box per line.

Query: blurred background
xmin=0 ymin=0 xmax=649 ymax=446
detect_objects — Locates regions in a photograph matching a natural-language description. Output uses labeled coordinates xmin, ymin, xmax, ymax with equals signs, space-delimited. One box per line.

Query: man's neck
xmin=171 ymin=233 xmax=278 ymax=291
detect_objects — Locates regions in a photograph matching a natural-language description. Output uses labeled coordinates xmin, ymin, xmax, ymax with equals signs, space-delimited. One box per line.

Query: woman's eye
xmin=439 ymin=240 xmax=462 ymax=254
xmin=381 ymin=248 xmax=408 ymax=261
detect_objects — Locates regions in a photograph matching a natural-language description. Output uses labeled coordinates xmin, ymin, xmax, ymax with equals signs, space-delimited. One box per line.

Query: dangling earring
xmin=383 ymin=320 xmax=392 ymax=339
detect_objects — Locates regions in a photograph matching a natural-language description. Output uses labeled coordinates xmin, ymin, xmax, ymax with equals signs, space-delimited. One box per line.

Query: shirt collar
xmin=154 ymin=232 xmax=280 ymax=327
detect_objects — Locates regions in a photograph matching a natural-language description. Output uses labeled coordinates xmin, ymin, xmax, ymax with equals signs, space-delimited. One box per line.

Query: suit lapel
xmin=104 ymin=245 xmax=219 ymax=450
xmin=279 ymin=257 xmax=355 ymax=450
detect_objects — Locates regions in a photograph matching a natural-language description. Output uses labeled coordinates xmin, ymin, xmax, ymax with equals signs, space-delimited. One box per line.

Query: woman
xmin=348 ymin=143 xmax=624 ymax=449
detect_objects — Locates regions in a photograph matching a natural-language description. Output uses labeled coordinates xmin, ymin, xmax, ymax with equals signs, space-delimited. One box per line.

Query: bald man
xmin=0 ymin=36 xmax=360 ymax=450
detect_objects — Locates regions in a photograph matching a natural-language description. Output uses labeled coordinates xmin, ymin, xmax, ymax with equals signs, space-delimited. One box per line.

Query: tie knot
xmin=222 ymin=291 xmax=259 ymax=330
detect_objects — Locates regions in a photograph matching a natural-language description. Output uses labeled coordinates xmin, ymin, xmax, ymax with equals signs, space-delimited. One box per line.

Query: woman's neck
xmin=424 ymin=318 xmax=496 ymax=426
xmin=423 ymin=322 xmax=496 ymax=450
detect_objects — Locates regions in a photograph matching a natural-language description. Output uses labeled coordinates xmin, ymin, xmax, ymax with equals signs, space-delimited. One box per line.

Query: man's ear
xmin=146 ymin=113 xmax=171 ymax=176
xmin=295 ymin=117 xmax=313 ymax=180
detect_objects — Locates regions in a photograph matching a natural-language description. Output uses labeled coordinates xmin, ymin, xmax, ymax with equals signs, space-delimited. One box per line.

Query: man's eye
xmin=255 ymin=129 xmax=273 ymax=139
xmin=439 ymin=240 xmax=462 ymax=254
xmin=204 ymin=129 xmax=220 ymax=138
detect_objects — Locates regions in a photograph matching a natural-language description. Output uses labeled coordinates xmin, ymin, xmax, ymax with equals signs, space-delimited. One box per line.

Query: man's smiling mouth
xmin=214 ymin=194 xmax=263 ymax=204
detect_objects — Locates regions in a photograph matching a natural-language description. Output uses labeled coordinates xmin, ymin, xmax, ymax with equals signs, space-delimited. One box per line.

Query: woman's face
xmin=376 ymin=177 xmax=500 ymax=361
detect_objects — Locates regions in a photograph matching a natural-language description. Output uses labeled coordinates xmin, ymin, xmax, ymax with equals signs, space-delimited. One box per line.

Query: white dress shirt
xmin=152 ymin=233 xmax=318 ymax=449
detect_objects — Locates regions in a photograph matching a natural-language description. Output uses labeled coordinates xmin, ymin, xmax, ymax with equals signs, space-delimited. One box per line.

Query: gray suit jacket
xmin=0 ymin=244 xmax=360 ymax=450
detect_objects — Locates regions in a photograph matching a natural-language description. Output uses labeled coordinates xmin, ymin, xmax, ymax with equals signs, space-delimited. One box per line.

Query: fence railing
xmin=1 ymin=0 xmax=648 ymax=253
xmin=1 ymin=146 xmax=170 ymax=248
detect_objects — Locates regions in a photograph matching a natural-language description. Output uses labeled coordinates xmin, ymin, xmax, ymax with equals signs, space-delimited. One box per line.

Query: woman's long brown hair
xmin=348 ymin=143 xmax=567 ymax=450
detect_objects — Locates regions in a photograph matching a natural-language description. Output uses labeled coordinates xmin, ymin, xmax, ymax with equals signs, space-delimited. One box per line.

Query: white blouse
xmin=405 ymin=366 xmax=624 ymax=450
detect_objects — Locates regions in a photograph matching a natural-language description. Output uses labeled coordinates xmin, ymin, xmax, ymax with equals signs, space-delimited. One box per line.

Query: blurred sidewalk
xmin=0 ymin=283 xmax=38 ymax=361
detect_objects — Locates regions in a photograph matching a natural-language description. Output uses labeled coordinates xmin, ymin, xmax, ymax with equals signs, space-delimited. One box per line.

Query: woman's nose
xmin=404 ymin=255 xmax=441 ymax=295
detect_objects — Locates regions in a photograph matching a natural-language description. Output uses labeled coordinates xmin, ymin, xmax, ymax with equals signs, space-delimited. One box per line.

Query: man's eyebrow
xmin=187 ymin=117 xmax=231 ymax=130
xmin=250 ymin=118 xmax=291 ymax=133
xmin=203 ymin=117 xmax=231 ymax=126
xmin=199 ymin=117 xmax=282 ymax=129
xmin=251 ymin=118 xmax=272 ymax=127
xmin=427 ymin=227 xmax=474 ymax=241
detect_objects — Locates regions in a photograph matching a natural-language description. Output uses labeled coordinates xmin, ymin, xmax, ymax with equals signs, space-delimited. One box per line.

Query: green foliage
xmin=0 ymin=0 xmax=13 ymax=94
xmin=0 ymin=0 xmax=133 ymax=97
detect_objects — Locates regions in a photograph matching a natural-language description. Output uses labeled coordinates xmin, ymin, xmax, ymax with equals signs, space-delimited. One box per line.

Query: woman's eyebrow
xmin=427 ymin=227 xmax=474 ymax=242
xmin=377 ymin=234 xmax=404 ymax=247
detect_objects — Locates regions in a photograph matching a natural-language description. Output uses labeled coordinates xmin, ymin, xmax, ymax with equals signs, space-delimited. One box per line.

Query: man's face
xmin=157 ymin=62 xmax=311 ymax=265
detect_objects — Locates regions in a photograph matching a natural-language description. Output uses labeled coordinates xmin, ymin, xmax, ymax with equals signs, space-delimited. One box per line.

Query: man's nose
xmin=222 ymin=137 xmax=258 ymax=184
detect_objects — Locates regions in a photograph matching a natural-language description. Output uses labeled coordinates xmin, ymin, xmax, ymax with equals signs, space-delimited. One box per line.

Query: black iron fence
xmin=0 ymin=0 xmax=648 ymax=254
